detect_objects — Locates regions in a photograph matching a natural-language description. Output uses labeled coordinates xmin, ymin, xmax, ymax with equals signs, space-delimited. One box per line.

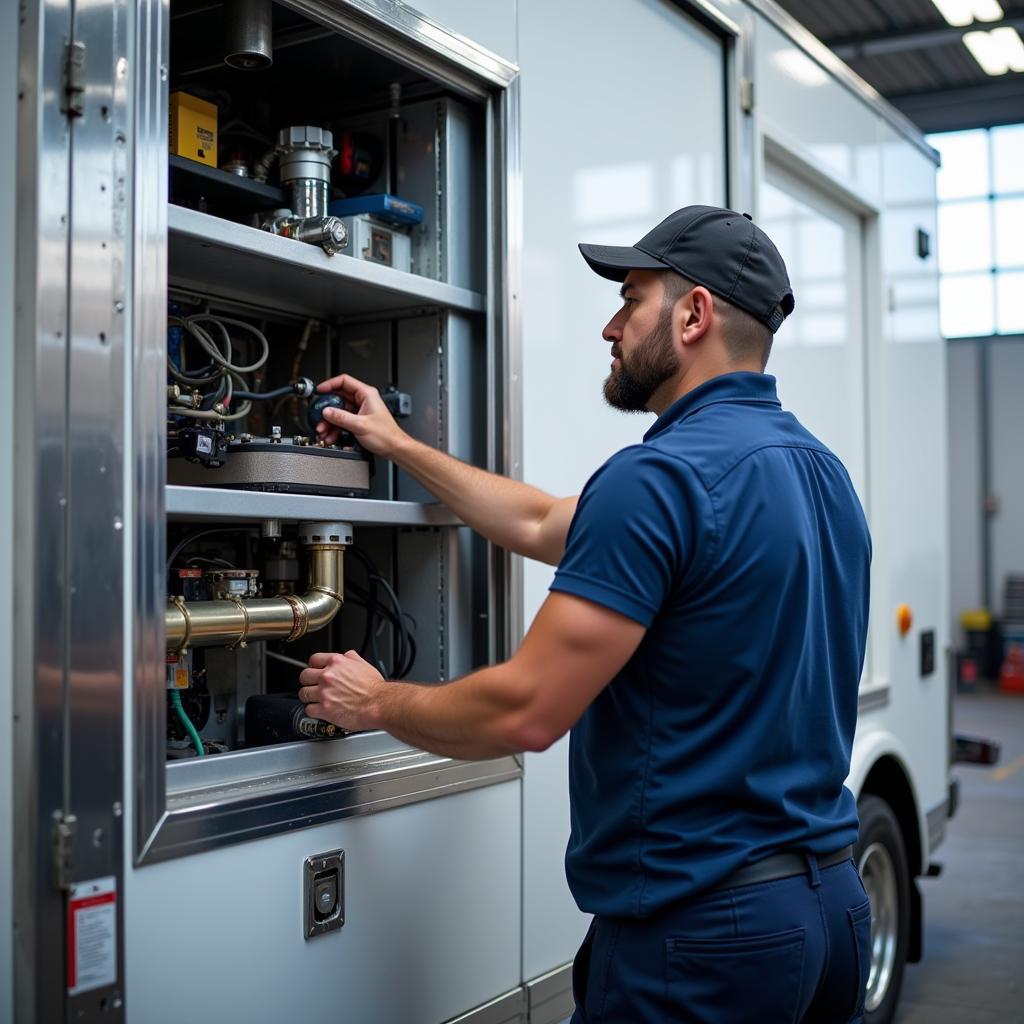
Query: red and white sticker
xmin=67 ymin=876 xmax=117 ymax=995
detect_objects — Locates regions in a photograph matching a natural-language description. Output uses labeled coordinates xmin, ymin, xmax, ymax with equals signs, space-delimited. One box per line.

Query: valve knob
xmin=307 ymin=394 xmax=345 ymax=435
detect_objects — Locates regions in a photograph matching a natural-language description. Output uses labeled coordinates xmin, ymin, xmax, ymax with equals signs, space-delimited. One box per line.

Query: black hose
xmin=233 ymin=383 xmax=297 ymax=401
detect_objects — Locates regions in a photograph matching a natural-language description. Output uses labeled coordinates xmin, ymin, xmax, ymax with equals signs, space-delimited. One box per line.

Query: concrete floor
xmin=896 ymin=690 xmax=1024 ymax=1024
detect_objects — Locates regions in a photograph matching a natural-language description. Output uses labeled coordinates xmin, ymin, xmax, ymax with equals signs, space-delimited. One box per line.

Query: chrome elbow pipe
xmin=165 ymin=521 xmax=352 ymax=653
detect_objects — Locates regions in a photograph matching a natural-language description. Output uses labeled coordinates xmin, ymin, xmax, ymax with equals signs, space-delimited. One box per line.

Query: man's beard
xmin=603 ymin=311 xmax=679 ymax=412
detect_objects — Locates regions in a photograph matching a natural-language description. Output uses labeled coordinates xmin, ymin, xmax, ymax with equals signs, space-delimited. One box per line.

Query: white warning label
xmin=67 ymin=876 xmax=117 ymax=995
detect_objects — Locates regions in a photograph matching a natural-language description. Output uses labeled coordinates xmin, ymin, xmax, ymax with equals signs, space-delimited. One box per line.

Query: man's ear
xmin=679 ymin=286 xmax=714 ymax=346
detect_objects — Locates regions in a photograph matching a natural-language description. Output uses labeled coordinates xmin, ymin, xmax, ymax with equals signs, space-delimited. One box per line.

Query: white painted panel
xmin=756 ymin=19 xmax=881 ymax=207
xmin=405 ymin=0 xmax=518 ymax=62
xmin=946 ymin=341 xmax=983 ymax=643
xmin=761 ymin=161 xmax=867 ymax=501
xmin=878 ymin=334 xmax=949 ymax=820
xmin=124 ymin=783 xmax=521 ymax=1024
xmin=989 ymin=340 xmax=1024 ymax=619
xmin=880 ymin=137 xmax=940 ymax=347
xmin=0 ymin=0 xmax=16 ymax=1011
xmin=517 ymin=0 xmax=727 ymax=977
xmin=871 ymin=132 xmax=947 ymax=822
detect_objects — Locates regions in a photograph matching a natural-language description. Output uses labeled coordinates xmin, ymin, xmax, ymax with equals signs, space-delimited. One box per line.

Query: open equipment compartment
xmin=137 ymin=0 xmax=520 ymax=863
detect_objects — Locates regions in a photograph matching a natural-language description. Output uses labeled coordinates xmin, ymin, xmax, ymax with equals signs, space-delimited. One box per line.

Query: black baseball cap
xmin=579 ymin=205 xmax=795 ymax=333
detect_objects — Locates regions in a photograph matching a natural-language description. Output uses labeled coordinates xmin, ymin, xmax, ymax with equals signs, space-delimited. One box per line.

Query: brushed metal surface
xmin=526 ymin=963 xmax=575 ymax=1024
xmin=285 ymin=0 xmax=518 ymax=94
xmin=166 ymin=484 xmax=463 ymax=525
xmin=148 ymin=751 xmax=522 ymax=863
xmin=168 ymin=205 xmax=486 ymax=318
xmin=443 ymin=988 xmax=525 ymax=1024
xmin=132 ymin=0 xmax=172 ymax=872
xmin=13 ymin=0 xmax=75 ymax=1018
xmin=64 ymin=0 xmax=132 ymax=1016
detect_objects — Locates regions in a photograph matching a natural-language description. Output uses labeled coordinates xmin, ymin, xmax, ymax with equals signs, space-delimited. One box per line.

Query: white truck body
xmin=1 ymin=1 xmax=949 ymax=1022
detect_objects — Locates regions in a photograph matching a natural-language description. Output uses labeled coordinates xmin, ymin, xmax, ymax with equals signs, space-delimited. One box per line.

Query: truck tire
xmin=855 ymin=794 xmax=911 ymax=1024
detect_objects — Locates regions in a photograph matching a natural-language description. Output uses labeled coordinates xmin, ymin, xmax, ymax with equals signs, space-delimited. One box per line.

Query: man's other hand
xmin=315 ymin=373 xmax=407 ymax=456
xmin=298 ymin=650 xmax=385 ymax=732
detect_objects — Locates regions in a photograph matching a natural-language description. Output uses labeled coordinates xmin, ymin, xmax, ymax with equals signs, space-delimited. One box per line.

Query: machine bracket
xmin=63 ymin=40 xmax=87 ymax=119
xmin=51 ymin=812 xmax=78 ymax=891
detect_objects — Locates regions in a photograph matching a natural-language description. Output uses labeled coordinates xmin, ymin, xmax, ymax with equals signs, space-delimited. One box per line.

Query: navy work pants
xmin=570 ymin=857 xmax=871 ymax=1024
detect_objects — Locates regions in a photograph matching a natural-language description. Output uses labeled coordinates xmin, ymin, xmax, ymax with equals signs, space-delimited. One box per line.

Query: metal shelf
xmin=167 ymin=485 xmax=462 ymax=526
xmin=167 ymin=205 xmax=486 ymax=318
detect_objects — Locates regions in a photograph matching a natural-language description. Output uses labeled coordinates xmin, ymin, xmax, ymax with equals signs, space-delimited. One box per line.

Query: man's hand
xmin=315 ymin=373 xmax=408 ymax=455
xmin=298 ymin=650 xmax=386 ymax=733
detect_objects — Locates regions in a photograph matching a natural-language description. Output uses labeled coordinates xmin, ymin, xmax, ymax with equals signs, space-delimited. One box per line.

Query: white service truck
xmin=0 ymin=1 xmax=954 ymax=1022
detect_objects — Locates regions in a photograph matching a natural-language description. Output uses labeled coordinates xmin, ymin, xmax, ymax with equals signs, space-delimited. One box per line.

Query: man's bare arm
xmin=298 ymin=592 xmax=647 ymax=760
xmin=316 ymin=373 xmax=577 ymax=565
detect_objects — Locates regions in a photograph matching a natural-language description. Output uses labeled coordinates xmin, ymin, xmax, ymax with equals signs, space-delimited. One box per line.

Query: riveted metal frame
xmin=15 ymin=0 xmax=133 ymax=1018
xmin=13 ymin=1 xmax=75 ymax=1017
xmin=133 ymin=0 xmax=523 ymax=864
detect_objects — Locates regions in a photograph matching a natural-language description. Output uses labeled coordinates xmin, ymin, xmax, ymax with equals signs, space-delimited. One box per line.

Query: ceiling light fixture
xmin=963 ymin=25 xmax=1024 ymax=74
xmin=930 ymin=0 xmax=1004 ymax=27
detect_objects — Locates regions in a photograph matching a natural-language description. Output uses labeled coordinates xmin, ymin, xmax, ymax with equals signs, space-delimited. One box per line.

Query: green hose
xmin=170 ymin=689 xmax=205 ymax=758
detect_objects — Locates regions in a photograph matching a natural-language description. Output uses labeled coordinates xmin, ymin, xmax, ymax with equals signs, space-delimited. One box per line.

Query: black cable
xmin=233 ymin=383 xmax=297 ymax=401
xmin=345 ymin=546 xmax=416 ymax=679
xmin=370 ymin=573 xmax=408 ymax=678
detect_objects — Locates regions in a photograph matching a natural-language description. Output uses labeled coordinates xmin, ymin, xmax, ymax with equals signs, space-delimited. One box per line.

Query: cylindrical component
xmin=261 ymin=519 xmax=283 ymax=540
xmin=288 ymin=180 xmax=330 ymax=220
xmin=221 ymin=157 xmax=250 ymax=177
xmin=224 ymin=0 xmax=273 ymax=71
xmin=165 ymin=522 xmax=350 ymax=651
xmin=276 ymin=127 xmax=335 ymax=219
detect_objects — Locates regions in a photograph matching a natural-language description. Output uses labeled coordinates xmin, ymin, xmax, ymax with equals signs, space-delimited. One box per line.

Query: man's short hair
xmin=663 ymin=272 xmax=779 ymax=370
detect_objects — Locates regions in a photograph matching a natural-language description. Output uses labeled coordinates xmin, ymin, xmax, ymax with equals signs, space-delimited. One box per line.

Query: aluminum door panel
xmin=875 ymin=133 xmax=947 ymax=823
xmin=755 ymin=19 xmax=882 ymax=207
xmin=124 ymin=781 xmax=521 ymax=1024
xmin=761 ymin=162 xmax=867 ymax=501
xmin=516 ymin=0 xmax=728 ymax=978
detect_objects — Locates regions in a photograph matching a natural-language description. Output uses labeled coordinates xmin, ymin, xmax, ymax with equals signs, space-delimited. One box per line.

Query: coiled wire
xmin=167 ymin=313 xmax=271 ymax=422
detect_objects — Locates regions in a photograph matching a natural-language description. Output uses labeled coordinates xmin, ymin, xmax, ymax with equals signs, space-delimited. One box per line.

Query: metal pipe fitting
xmin=276 ymin=126 xmax=336 ymax=219
xmin=165 ymin=522 xmax=352 ymax=653
xmin=224 ymin=0 xmax=273 ymax=71
xmin=276 ymin=215 xmax=348 ymax=255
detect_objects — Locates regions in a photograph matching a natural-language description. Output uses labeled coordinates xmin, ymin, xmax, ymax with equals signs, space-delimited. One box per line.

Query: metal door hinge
xmin=52 ymin=813 xmax=77 ymax=891
xmin=63 ymin=40 xmax=87 ymax=119
xmin=740 ymin=77 xmax=755 ymax=114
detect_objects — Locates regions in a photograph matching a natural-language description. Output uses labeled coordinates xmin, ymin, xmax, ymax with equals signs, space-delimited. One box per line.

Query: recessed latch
xmin=303 ymin=849 xmax=345 ymax=939
xmin=63 ymin=40 xmax=87 ymax=119
xmin=52 ymin=812 xmax=77 ymax=891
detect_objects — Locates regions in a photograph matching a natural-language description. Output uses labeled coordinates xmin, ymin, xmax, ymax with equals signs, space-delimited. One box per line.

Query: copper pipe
xmin=166 ymin=521 xmax=351 ymax=653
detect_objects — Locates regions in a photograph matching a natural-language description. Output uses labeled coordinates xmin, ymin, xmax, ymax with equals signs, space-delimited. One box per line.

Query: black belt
xmin=709 ymin=845 xmax=854 ymax=894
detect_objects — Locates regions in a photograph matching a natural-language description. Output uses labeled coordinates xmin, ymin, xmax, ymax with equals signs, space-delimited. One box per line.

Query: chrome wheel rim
xmin=859 ymin=840 xmax=899 ymax=1013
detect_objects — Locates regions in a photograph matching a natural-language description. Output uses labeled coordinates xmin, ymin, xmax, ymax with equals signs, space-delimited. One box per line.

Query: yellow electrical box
xmin=169 ymin=91 xmax=218 ymax=167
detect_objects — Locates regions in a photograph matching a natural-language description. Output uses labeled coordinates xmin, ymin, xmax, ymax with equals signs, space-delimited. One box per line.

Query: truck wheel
xmin=855 ymin=794 xmax=911 ymax=1024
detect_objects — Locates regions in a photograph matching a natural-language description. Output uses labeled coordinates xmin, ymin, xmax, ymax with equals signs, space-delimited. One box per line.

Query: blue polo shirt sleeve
xmin=550 ymin=445 xmax=713 ymax=626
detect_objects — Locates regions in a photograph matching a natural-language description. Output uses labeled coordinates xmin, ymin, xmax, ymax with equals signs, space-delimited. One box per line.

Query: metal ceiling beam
xmin=890 ymin=79 xmax=1024 ymax=133
xmin=828 ymin=18 xmax=1024 ymax=60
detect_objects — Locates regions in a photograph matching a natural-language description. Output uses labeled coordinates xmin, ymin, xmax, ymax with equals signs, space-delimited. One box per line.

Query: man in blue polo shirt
xmin=300 ymin=206 xmax=873 ymax=1023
